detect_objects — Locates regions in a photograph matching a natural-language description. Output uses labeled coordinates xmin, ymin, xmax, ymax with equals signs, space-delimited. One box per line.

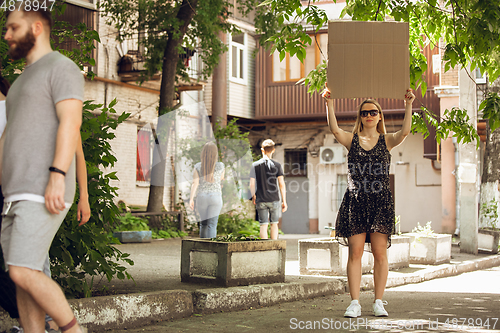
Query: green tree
xmin=100 ymin=0 xmax=257 ymax=212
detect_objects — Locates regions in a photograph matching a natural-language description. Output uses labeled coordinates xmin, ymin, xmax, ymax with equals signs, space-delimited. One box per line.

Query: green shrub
xmin=217 ymin=212 xmax=261 ymax=237
xmin=115 ymin=213 xmax=149 ymax=232
xmin=49 ymin=100 xmax=133 ymax=298
xmin=152 ymin=230 xmax=172 ymax=239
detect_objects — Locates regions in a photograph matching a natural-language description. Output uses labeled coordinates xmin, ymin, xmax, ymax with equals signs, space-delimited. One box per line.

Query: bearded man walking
xmin=0 ymin=4 xmax=86 ymax=332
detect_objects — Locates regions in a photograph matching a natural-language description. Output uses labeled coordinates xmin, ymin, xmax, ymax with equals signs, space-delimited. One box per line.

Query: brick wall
xmin=439 ymin=39 xmax=459 ymax=87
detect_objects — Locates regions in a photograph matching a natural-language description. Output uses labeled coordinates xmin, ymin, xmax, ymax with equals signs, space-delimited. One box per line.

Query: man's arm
xmin=249 ymin=177 xmax=257 ymax=205
xmin=76 ymin=136 xmax=90 ymax=225
xmin=277 ymin=175 xmax=287 ymax=213
xmin=44 ymin=99 xmax=83 ymax=214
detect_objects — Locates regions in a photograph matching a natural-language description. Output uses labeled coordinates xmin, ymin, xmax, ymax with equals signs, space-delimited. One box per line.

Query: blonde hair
xmin=200 ymin=142 xmax=218 ymax=183
xmin=352 ymin=99 xmax=387 ymax=134
xmin=261 ymin=139 xmax=275 ymax=154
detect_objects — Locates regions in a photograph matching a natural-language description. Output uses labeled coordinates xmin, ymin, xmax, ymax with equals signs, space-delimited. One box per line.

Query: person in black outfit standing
xmin=249 ymin=139 xmax=287 ymax=240
xmin=323 ymin=86 xmax=415 ymax=318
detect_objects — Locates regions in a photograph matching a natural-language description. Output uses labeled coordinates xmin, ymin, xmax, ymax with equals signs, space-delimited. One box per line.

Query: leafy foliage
xmin=50 ymin=101 xmax=133 ymax=298
xmin=99 ymin=0 xmax=252 ymax=82
xmin=411 ymin=106 xmax=480 ymax=147
xmin=114 ymin=213 xmax=150 ymax=232
xmin=411 ymin=221 xmax=435 ymax=237
xmin=51 ymin=3 xmax=100 ymax=79
xmin=217 ymin=212 xmax=258 ymax=236
xmin=211 ymin=234 xmax=261 ymax=242
xmin=480 ymin=92 xmax=500 ymax=131
xmin=480 ymin=199 xmax=499 ymax=230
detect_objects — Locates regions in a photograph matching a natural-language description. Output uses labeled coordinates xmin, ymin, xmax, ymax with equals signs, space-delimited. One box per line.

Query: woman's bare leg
xmin=370 ymin=232 xmax=389 ymax=300
xmin=347 ymin=233 xmax=367 ymax=300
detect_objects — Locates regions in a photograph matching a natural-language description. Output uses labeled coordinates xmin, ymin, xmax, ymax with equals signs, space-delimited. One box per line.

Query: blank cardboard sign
xmin=328 ymin=21 xmax=410 ymax=100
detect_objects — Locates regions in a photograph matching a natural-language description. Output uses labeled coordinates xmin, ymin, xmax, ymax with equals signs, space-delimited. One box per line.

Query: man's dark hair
xmin=6 ymin=1 xmax=54 ymax=31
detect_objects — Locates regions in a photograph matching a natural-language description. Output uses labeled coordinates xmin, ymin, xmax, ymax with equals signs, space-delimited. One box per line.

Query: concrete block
xmin=405 ymin=233 xmax=452 ymax=264
xmin=181 ymin=239 xmax=286 ymax=287
xmin=113 ymin=231 xmax=152 ymax=243
xmin=192 ymin=286 xmax=261 ymax=314
xmin=258 ymin=279 xmax=345 ymax=306
xmin=478 ymin=229 xmax=500 ymax=254
xmin=387 ymin=235 xmax=410 ymax=270
xmin=69 ymin=290 xmax=192 ymax=331
xmin=299 ymin=238 xmax=373 ymax=276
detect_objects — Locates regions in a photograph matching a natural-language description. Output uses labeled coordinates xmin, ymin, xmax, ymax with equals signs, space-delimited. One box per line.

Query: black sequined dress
xmin=335 ymin=133 xmax=395 ymax=248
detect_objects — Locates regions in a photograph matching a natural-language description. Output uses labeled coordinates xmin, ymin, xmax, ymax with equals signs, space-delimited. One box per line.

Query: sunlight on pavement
xmin=388 ymin=267 xmax=500 ymax=294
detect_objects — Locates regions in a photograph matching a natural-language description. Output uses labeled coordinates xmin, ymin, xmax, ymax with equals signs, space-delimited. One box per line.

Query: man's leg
xmin=10 ymin=266 xmax=81 ymax=332
xmin=270 ymin=223 xmax=279 ymax=240
xmin=259 ymin=223 xmax=269 ymax=239
xmin=256 ymin=202 xmax=270 ymax=239
xmin=4 ymin=201 xmax=83 ymax=332
xmin=269 ymin=201 xmax=281 ymax=240
xmin=15 ymin=283 xmax=45 ymax=332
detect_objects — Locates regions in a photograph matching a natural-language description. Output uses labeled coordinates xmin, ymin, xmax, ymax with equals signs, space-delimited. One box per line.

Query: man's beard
xmin=9 ymin=29 xmax=36 ymax=60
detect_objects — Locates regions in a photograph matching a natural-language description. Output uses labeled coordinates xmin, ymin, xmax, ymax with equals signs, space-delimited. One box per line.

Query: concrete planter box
xmin=404 ymin=233 xmax=452 ymax=264
xmin=181 ymin=239 xmax=286 ymax=287
xmin=478 ymin=229 xmax=500 ymax=254
xmin=113 ymin=231 xmax=152 ymax=243
xmin=387 ymin=235 xmax=411 ymax=270
xmin=298 ymin=236 xmax=409 ymax=276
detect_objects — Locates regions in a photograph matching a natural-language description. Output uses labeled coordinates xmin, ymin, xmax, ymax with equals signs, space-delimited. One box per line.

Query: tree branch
xmin=374 ymin=0 xmax=383 ymax=21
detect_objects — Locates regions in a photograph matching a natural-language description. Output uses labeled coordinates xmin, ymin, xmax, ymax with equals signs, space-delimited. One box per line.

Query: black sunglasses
xmin=360 ymin=109 xmax=379 ymax=117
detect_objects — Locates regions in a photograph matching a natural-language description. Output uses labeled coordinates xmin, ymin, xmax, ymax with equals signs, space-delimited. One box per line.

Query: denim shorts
xmin=256 ymin=201 xmax=281 ymax=225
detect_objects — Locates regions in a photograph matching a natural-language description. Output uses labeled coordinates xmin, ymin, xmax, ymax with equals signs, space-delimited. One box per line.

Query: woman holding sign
xmin=323 ymin=87 xmax=415 ymax=318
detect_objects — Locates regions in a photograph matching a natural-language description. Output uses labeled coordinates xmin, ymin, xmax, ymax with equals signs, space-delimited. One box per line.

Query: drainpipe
xmin=453 ymin=136 xmax=460 ymax=235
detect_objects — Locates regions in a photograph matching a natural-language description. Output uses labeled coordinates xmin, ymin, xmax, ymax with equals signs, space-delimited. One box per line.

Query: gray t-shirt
xmin=3 ymin=51 xmax=84 ymax=203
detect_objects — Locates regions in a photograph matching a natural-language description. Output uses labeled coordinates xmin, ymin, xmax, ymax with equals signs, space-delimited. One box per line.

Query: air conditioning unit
xmin=320 ymin=146 xmax=345 ymax=164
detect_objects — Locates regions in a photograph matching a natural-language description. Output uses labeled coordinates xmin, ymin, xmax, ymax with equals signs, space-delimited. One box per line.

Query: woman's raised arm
xmin=323 ymin=88 xmax=353 ymax=150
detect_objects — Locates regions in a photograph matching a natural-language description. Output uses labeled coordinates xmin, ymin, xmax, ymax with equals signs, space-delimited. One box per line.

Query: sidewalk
xmin=1 ymin=235 xmax=499 ymax=333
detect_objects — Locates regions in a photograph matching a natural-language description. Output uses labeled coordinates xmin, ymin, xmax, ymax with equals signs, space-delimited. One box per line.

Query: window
xmin=476 ymin=68 xmax=487 ymax=84
xmin=272 ymin=51 xmax=303 ymax=82
xmin=284 ymin=149 xmax=307 ymax=177
xmin=54 ymin=2 xmax=96 ymax=69
xmin=230 ymin=33 xmax=247 ymax=84
xmin=137 ymin=128 xmax=152 ymax=182
xmin=272 ymin=33 xmax=327 ymax=82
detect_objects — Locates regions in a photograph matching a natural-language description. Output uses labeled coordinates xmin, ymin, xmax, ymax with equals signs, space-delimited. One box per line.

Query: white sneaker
xmin=344 ymin=300 xmax=362 ymax=318
xmin=373 ymin=299 xmax=388 ymax=317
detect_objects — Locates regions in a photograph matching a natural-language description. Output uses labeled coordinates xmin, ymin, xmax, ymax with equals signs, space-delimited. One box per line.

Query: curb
xmin=71 ymin=290 xmax=193 ymax=332
xmin=193 ymin=279 xmax=346 ymax=314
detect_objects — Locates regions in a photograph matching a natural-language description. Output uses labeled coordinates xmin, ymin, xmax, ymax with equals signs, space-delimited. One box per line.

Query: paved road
xmin=102 ymin=266 xmax=500 ymax=333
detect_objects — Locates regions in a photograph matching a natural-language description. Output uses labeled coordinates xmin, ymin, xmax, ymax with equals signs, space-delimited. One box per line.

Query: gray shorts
xmin=256 ymin=201 xmax=281 ymax=225
xmin=1 ymin=201 xmax=69 ymax=271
